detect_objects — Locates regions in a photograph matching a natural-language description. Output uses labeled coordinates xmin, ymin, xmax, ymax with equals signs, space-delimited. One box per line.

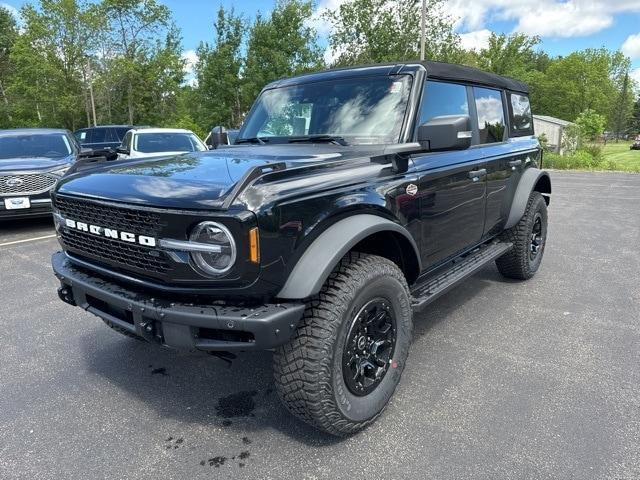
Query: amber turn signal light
xmin=249 ymin=227 xmax=260 ymax=264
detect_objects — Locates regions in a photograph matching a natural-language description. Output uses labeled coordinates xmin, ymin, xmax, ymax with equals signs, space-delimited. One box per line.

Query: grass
xmin=600 ymin=141 xmax=640 ymax=171
xmin=544 ymin=141 xmax=640 ymax=173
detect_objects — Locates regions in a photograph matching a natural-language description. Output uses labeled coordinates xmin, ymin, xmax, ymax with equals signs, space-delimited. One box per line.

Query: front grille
xmin=54 ymin=196 xmax=172 ymax=275
xmin=0 ymin=173 xmax=57 ymax=196
xmin=60 ymin=227 xmax=172 ymax=274
xmin=54 ymin=196 xmax=166 ymax=236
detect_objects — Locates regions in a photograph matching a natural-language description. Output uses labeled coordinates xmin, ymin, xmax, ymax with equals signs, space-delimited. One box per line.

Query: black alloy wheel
xmin=342 ymin=298 xmax=397 ymax=396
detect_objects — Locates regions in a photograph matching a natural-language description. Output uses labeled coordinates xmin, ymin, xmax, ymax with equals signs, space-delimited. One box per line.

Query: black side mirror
xmin=115 ymin=146 xmax=129 ymax=155
xmin=418 ymin=115 xmax=472 ymax=151
xmin=209 ymin=126 xmax=229 ymax=149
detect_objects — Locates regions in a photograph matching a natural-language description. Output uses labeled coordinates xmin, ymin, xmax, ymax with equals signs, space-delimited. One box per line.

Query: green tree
xmin=575 ymin=108 xmax=606 ymax=141
xmin=242 ymin=0 xmax=323 ymax=110
xmin=325 ymin=0 xmax=461 ymax=66
xmin=535 ymin=49 xmax=630 ymax=124
xmin=0 ymin=6 xmax=18 ymax=126
xmin=9 ymin=0 xmax=102 ymax=129
xmin=630 ymin=96 xmax=640 ymax=135
xmin=101 ymin=0 xmax=174 ymax=124
xmin=610 ymin=71 xmax=634 ymax=140
xmin=194 ymin=6 xmax=245 ymax=130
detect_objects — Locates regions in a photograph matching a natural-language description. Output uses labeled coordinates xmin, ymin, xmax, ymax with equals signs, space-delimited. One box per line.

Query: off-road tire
xmin=273 ymin=252 xmax=413 ymax=436
xmin=496 ymin=191 xmax=548 ymax=280
xmin=101 ymin=319 xmax=143 ymax=340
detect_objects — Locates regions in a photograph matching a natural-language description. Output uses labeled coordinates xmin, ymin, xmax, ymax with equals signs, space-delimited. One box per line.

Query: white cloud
xmin=181 ymin=49 xmax=198 ymax=86
xmin=622 ymin=33 xmax=640 ymax=59
xmin=449 ymin=0 xmax=640 ymax=38
xmin=459 ymin=29 xmax=492 ymax=51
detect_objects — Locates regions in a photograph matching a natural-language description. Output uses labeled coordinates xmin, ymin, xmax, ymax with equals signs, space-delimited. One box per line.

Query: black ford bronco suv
xmin=51 ymin=61 xmax=551 ymax=436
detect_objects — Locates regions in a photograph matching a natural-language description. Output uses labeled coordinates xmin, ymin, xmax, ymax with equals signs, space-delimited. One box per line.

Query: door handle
xmin=468 ymin=169 xmax=487 ymax=180
xmin=509 ymin=160 xmax=522 ymax=169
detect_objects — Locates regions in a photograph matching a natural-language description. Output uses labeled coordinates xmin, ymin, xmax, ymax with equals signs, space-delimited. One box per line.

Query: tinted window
xmin=122 ymin=131 xmax=132 ymax=149
xmin=0 ymin=134 xmax=73 ymax=159
xmin=74 ymin=129 xmax=88 ymax=143
xmin=134 ymin=133 xmax=206 ymax=153
xmin=474 ymin=87 xmax=505 ymax=144
xmin=509 ymin=93 xmax=533 ymax=135
xmin=418 ymin=81 xmax=469 ymax=125
xmin=91 ymin=128 xmax=107 ymax=143
xmin=240 ymin=75 xmax=413 ymax=145
xmin=114 ymin=127 xmax=131 ymax=141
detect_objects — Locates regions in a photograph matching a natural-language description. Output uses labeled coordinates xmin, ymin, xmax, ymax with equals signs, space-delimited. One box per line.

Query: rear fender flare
xmin=505 ymin=168 xmax=551 ymax=229
xmin=277 ymin=214 xmax=420 ymax=300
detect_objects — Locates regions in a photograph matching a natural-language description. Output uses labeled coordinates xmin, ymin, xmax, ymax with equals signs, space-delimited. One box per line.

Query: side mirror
xmin=417 ymin=115 xmax=472 ymax=151
xmin=208 ymin=126 xmax=229 ymax=149
xmin=115 ymin=146 xmax=129 ymax=155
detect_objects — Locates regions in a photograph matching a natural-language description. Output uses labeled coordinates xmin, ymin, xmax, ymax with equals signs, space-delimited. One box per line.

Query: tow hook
xmin=57 ymin=286 xmax=76 ymax=306
xmin=139 ymin=320 xmax=160 ymax=343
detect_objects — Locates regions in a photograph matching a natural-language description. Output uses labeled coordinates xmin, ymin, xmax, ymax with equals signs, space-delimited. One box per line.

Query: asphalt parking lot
xmin=1 ymin=171 xmax=639 ymax=479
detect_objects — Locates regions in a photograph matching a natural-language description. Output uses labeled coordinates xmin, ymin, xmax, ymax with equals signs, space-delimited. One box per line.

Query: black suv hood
xmin=56 ymin=144 xmax=378 ymax=209
xmin=0 ymin=155 xmax=74 ymax=173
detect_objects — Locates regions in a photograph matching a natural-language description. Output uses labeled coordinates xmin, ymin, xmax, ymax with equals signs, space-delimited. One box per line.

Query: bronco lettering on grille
xmin=64 ymin=218 xmax=157 ymax=247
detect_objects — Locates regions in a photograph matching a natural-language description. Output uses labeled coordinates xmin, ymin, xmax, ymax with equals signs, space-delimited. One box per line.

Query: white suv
xmin=117 ymin=128 xmax=207 ymax=159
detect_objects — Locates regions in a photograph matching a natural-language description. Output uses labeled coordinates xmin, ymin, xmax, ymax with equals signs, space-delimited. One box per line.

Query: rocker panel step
xmin=411 ymin=240 xmax=513 ymax=312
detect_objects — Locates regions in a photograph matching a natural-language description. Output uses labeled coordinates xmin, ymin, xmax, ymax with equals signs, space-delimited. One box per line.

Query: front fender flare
xmin=277 ymin=214 xmax=420 ymax=300
xmin=505 ymin=168 xmax=551 ymax=229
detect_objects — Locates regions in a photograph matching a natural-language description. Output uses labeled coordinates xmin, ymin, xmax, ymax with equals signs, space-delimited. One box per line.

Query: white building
xmin=533 ymin=115 xmax=573 ymax=154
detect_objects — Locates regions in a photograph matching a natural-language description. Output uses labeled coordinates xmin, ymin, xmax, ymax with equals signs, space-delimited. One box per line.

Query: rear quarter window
xmin=509 ymin=93 xmax=534 ymax=136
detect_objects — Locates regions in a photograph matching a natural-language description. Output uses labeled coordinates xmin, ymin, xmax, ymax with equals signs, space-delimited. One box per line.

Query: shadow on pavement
xmin=80 ymin=263 xmax=506 ymax=446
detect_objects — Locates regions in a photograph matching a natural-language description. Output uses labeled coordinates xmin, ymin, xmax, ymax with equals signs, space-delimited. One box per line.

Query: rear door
xmin=480 ymin=89 xmax=536 ymax=236
xmin=413 ymin=80 xmax=487 ymax=268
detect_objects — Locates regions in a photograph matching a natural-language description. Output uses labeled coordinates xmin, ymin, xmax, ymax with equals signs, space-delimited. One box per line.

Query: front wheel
xmin=496 ymin=191 xmax=548 ymax=280
xmin=273 ymin=253 xmax=412 ymax=436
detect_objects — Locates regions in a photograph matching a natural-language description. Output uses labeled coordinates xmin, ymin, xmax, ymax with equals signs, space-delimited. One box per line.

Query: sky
xmin=2 ymin=0 xmax=640 ymax=83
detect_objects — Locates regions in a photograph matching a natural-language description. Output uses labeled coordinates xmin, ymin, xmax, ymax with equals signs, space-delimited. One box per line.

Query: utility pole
xmin=420 ymin=0 xmax=426 ymax=61
xmin=87 ymin=61 xmax=97 ymax=127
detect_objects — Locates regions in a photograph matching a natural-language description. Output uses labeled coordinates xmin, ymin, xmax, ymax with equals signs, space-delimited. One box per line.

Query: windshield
xmin=134 ymin=133 xmax=207 ymax=154
xmin=0 ymin=134 xmax=73 ymax=159
xmin=239 ymin=75 xmax=413 ymax=145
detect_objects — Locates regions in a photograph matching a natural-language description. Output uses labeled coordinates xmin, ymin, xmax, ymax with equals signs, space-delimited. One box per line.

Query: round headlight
xmin=189 ymin=221 xmax=236 ymax=276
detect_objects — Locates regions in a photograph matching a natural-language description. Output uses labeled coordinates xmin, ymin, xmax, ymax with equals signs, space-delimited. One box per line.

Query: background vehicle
xmin=204 ymin=127 xmax=240 ymax=148
xmin=0 ymin=128 xmax=78 ymax=220
xmin=51 ymin=61 xmax=551 ymax=436
xmin=115 ymin=128 xmax=207 ymax=159
xmin=73 ymin=125 xmax=147 ymax=151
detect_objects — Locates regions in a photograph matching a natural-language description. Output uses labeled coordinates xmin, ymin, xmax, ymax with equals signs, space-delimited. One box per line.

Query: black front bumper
xmin=52 ymin=252 xmax=306 ymax=351
xmin=0 ymin=198 xmax=53 ymax=220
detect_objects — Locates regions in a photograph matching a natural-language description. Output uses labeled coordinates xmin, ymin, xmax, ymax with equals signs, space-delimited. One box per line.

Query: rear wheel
xmin=496 ymin=191 xmax=548 ymax=280
xmin=273 ymin=253 xmax=412 ymax=436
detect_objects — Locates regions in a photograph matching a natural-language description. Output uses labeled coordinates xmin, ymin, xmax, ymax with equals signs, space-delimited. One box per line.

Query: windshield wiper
xmin=235 ymin=136 xmax=268 ymax=145
xmin=288 ymin=135 xmax=349 ymax=146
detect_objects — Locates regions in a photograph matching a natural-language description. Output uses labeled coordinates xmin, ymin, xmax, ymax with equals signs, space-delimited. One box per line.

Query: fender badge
xmin=406 ymin=184 xmax=418 ymax=196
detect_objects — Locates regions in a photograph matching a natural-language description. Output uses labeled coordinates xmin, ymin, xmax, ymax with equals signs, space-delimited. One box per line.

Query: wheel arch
xmin=277 ymin=214 xmax=421 ymax=300
xmin=505 ymin=168 xmax=551 ymax=229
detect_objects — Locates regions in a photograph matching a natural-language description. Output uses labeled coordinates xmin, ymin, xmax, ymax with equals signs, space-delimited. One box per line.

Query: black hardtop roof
xmin=0 ymin=128 xmax=70 ymax=137
xmin=266 ymin=60 xmax=529 ymax=94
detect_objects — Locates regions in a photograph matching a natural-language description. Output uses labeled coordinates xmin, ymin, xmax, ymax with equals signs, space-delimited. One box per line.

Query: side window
xmin=474 ymin=87 xmax=506 ymax=144
xmin=91 ymin=128 xmax=107 ymax=143
xmin=122 ymin=131 xmax=132 ymax=149
xmin=74 ymin=129 xmax=88 ymax=143
xmin=418 ymin=81 xmax=469 ymax=125
xmin=509 ymin=93 xmax=533 ymax=136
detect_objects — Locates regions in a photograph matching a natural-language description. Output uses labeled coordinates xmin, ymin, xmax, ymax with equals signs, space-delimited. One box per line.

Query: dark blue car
xmin=0 ymin=128 xmax=78 ymax=220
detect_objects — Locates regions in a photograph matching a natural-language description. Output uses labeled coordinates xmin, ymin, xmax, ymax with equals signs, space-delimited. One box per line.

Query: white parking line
xmin=0 ymin=234 xmax=57 ymax=247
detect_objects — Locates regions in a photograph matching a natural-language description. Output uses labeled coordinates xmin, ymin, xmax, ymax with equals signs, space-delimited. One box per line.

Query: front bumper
xmin=52 ymin=252 xmax=306 ymax=351
xmin=0 ymin=198 xmax=52 ymax=220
